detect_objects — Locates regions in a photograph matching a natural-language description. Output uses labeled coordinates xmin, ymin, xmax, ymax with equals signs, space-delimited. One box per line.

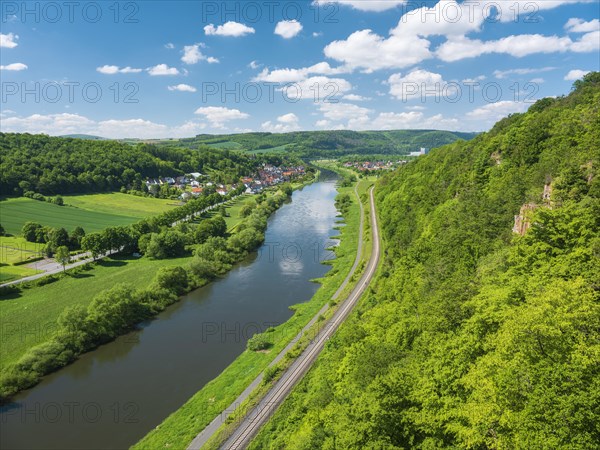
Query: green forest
xmin=173 ymin=129 xmax=477 ymax=158
xmin=252 ymin=74 xmax=600 ymax=449
xmin=0 ymin=134 xmax=296 ymax=196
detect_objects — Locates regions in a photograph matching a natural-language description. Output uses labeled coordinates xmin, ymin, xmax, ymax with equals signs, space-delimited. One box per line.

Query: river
xmin=0 ymin=173 xmax=340 ymax=449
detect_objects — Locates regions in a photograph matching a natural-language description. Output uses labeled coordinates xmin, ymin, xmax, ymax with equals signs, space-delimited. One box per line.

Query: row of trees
xmin=21 ymin=222 xmax=85 ymax=255
xmin=251 ymin=73 xmax=600 ymax=449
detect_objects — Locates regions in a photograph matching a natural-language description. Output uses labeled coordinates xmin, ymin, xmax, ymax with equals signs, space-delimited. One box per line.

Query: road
xmin=0 ymin=250 xmax=119 ymax=287
xmin=219 ymin=186 xmax=380 ymax=449
xmin=187 ymin=183 xmax=367 ymax=450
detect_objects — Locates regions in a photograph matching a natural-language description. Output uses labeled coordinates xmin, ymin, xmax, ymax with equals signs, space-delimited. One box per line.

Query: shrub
xmin=153 ymin=266 xmax=189 ymax=295
xmin=247 ymin=333 xmax=272 ymax=352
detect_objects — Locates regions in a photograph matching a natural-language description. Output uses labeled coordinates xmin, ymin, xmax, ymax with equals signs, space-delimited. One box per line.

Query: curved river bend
xmin=1 ymin=173 xmax=340 ymax=449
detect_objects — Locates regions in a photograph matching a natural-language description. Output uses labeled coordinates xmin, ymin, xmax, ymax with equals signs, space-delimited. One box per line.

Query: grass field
xmin=64 ymin=193 xmax=177 ymax=218
xmin=0 ymin=254 xmax=194 ymax=370
xmin=0 ymin=198 xmax=136 ymax=235
xmin=249 ymin=144 xmax=291 ymax=154
xmin=0 ymin=236 xmax=44 ymax=264
xmin=198 ymin=194 xmax=256 ymax=232
xmin=207 ymin=141 xmax=243 ymax=150
xmin=0 ymin=194 xmax=178 ymax=235
xmin=0 ymin=265 xmax=41 ymax=284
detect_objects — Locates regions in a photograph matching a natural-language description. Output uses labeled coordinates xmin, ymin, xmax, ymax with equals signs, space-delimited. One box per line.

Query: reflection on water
xmin=0 ymin=173 xmax=340 ymax=450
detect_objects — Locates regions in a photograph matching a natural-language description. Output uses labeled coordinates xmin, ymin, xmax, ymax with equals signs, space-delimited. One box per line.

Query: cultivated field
xmin=0 ymin=194 xmax=178 ymax=235
xmin=64 ymin=192 xmax=177 ymax=218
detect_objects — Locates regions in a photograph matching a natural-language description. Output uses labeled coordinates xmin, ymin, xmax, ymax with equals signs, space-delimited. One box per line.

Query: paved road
xmin=187 ymin=184 xmax=367 ymax=450
xmin=0 ymin=250 xmax=119 ymax=287
xmin=219 ymin=186 xmax=380 ymax=450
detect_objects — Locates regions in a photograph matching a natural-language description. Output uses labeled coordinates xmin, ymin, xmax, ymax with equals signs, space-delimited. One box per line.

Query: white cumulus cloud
xmin=97 ymin=65 xmax=142 ymax=74
xmin=204 ymin=21 xmax=255 ymax=37
xmin=564 ymin=69 xmax=591 ymax=81
xmin=565 ymin=18 xmax=600 ymax=33
xmin=182 ymin=44 xmax=204 ymax=64
xmin=262 ymin=113 xmax=301 ymax=132
xmin=168 ymin=84 xmax=197 ymax=92
xmin=0 ymin=63 xmax=27 ymax=71
xmin=467 ymin=101 xmax=529 ymax=121
xmin=0 ymin=113 xmax=210 ymax=139
xmin=194 ymin=106 xmax=249 ymax=128
xmin=0 ymin=32 xmax=19 ymax=48
xmin=147 ymin=64 xmax=180 ymax=76
xmin=274 ymin=20 xmax=303 ymax=39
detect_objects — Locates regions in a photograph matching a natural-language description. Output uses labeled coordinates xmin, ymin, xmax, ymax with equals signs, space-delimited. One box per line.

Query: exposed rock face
xmin=512 ymin=203 xmax=537 ymax=236
xmin=542 ymin=183 xmax=552 ymax=205
xmin=512 ymin=182 xmax=553 ymax=236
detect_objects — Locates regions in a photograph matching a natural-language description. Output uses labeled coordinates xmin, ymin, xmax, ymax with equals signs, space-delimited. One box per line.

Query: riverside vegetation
xmin=0 ymin=181 xmax=301 ymax=401
xmin=250 ymin=73 xmax=600 ymax=449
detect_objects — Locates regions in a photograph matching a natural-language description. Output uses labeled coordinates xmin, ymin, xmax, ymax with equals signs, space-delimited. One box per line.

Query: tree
xmin=70 ymin=226 xmax=86 ymax=249
xmin=145 ymin=230 xmax=187 ymax=259
xmin=0 ymin=224 xmax=5 ymax=236
xmin=153 ymin=266 xmax=189 ymax=295
xmin=81 ymin=233 xmax=105 ymax=260
xmin=55 ymin=246 xmax=71 ymax=272
xmin=228 ymin=227 xmax=264 ymax=253
xmin=239 ymin=203 xmax=254 ymax=218
xmin=189 ymin=257 xmax=217 ymax=280
xmin=47 ymin=227 xmax=69 ymax=249
xmin=22 ymin=222 xmax=43 ymax=242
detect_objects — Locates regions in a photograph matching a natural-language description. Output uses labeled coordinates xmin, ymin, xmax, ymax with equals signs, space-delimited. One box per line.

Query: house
xmin=189 ymin=172 xmax=202 ymax=179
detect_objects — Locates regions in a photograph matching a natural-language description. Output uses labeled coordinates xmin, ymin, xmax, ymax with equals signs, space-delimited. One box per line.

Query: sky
xmin=0 ymin=0 xmax=598 ymax=138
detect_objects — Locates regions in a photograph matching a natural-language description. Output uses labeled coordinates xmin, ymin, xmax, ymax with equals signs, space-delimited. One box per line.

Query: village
xmin=144 ymin=163 xmax=307 ymax=200
xmin=342 ymin=160 xmax=403 ymax=172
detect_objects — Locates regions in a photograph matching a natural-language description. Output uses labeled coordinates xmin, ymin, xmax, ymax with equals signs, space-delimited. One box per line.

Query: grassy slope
xmin=133 ymin=177 xmax=361 ymax=450
xmin=64 ymin=192 xmax=177 ymax=217
xmin=0 ymin=236 xmax=44 ymax=264
xmin=0 ymin=254 xmax=193 ymax=370
xmin=0 ymin=198 xmax=136 ymax=235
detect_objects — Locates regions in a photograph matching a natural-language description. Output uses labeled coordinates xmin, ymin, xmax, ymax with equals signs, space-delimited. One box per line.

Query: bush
xmin=247 ymin=333 xmax=272 ymax=352
xmin=153 ymin=266 xmax=189 ymax=295
xmin=145 ymin=230 xmax=187 ymax=259
xmin=22 ymin=221 xmax=43 ymax=243
xmin=263 ymin=365 xmax=281 ymax=384
xmin=189 ymin=257 xmax=217 ymax=280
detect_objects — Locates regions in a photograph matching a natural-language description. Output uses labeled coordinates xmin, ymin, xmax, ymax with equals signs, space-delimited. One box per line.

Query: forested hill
xmin=174 ymin=129 xmax=477 ymax=157
xmin=252 ymin=73 xmax=600 ymax=449
xmin=0 ymin=134 xmax=291 ymax=196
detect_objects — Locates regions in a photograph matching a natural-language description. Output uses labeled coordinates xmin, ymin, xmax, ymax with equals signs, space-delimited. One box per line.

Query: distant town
xmin=343 ymin=149 xmax=429 ymax=173
xmin=144 ymin=164 xmax=306 ymax=200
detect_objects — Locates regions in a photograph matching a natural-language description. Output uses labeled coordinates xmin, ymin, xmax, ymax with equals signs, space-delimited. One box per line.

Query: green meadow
xmin=0 ymin=193 xmax=178 ymax=235
xmin=64 ymin=192 xmax=177 ymax=218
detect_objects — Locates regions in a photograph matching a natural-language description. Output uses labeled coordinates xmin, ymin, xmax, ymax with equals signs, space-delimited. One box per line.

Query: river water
xmin=0 ymin=173 xmax=340 ymax=449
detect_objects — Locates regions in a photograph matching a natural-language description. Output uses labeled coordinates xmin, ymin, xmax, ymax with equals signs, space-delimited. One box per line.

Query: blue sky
xmin=1 ymin=0 xmax=598 ymax=138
